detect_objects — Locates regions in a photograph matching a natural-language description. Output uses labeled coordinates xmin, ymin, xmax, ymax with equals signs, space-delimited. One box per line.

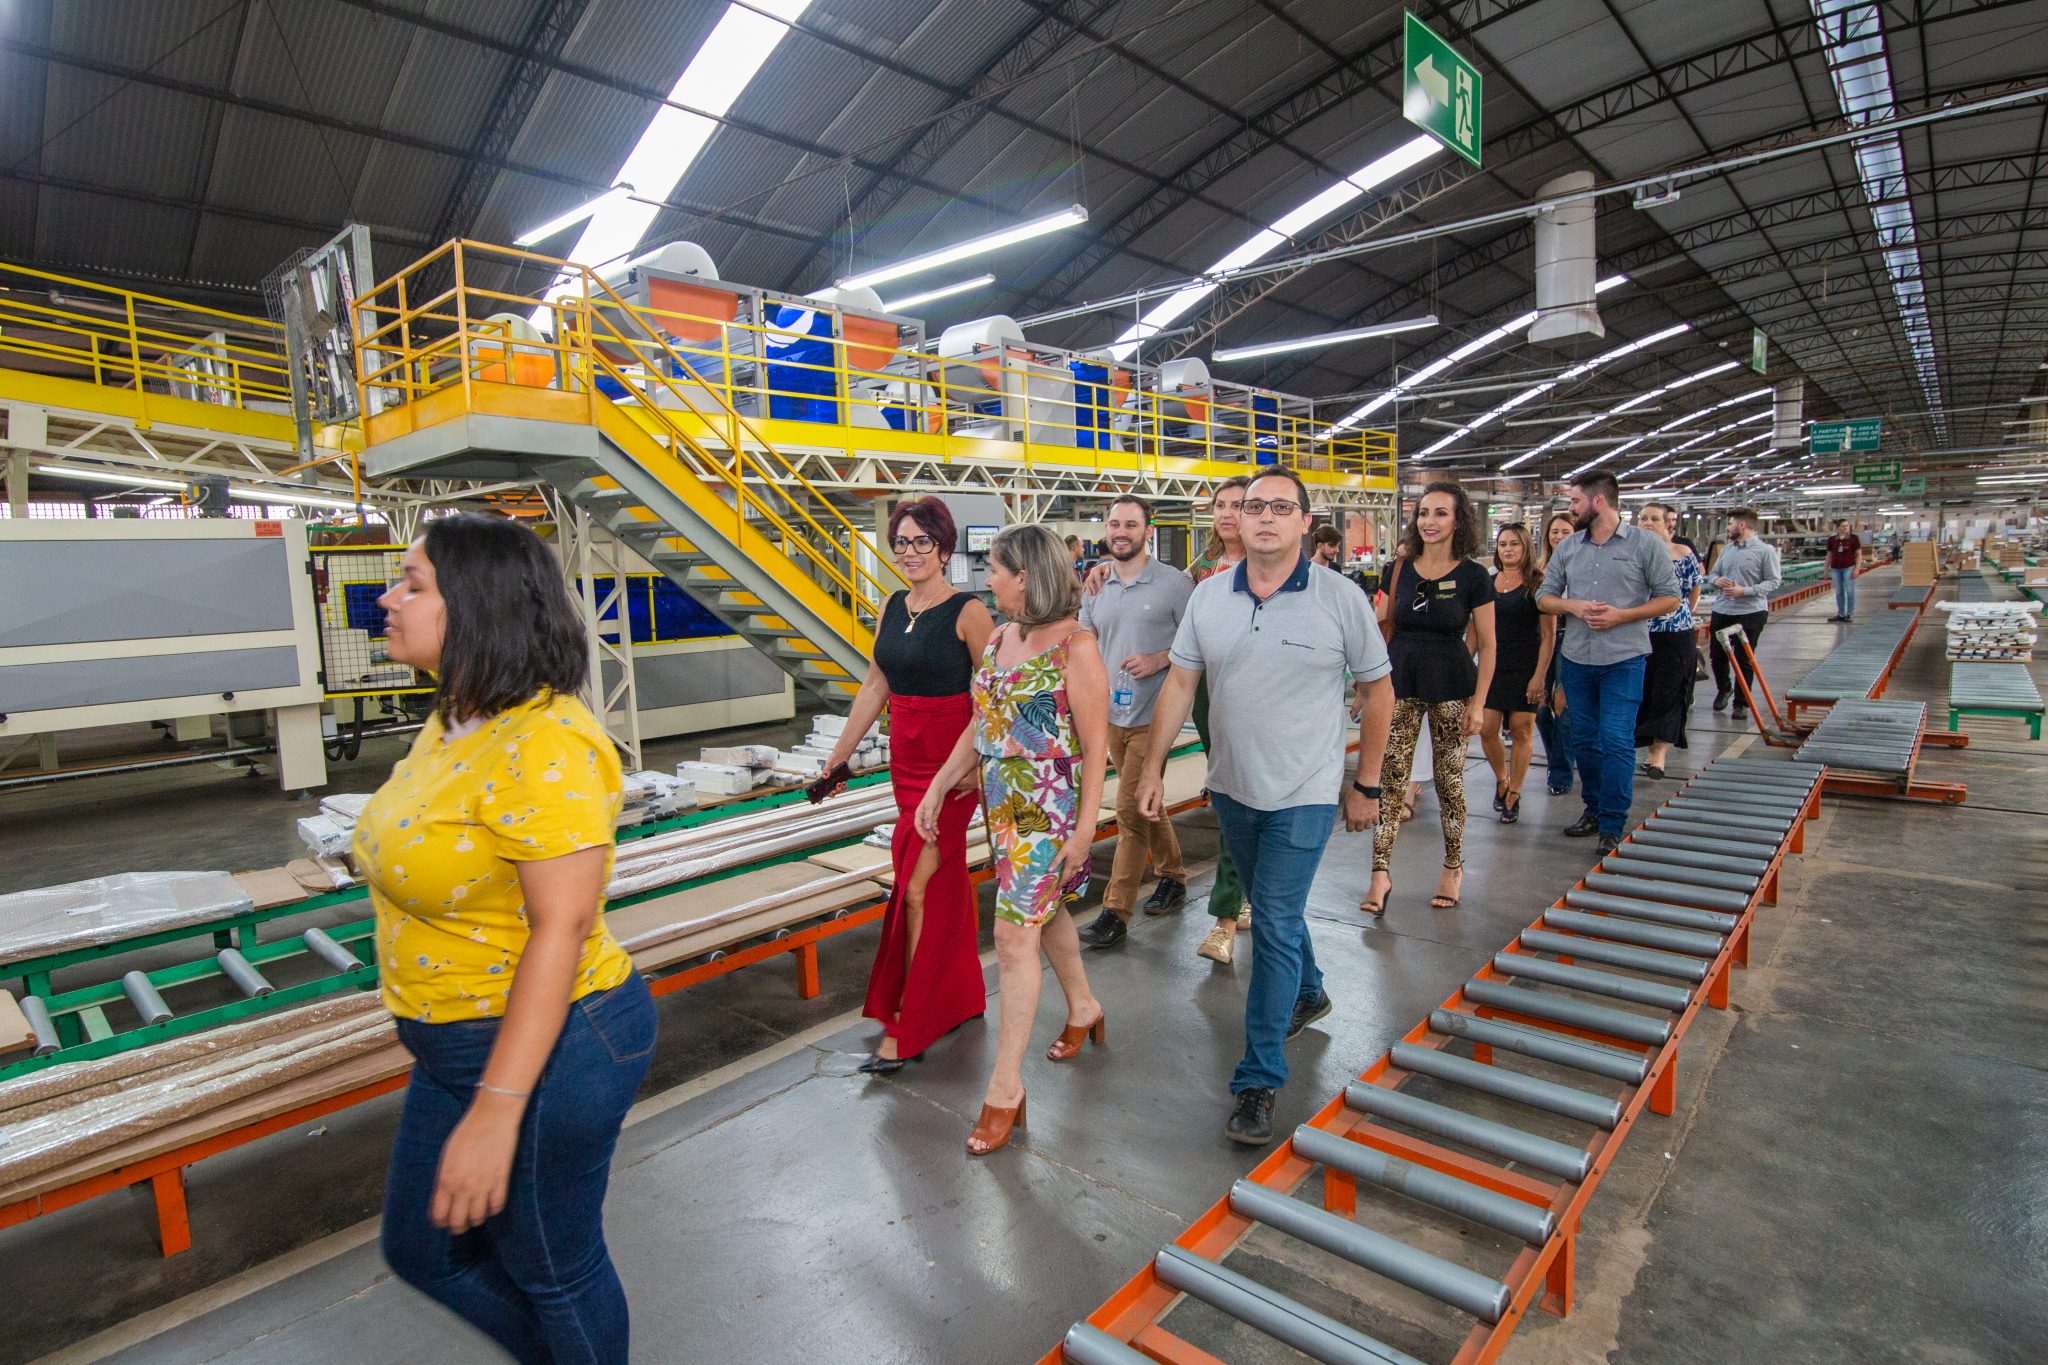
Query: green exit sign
xmin=1809 ymin=418 xmax=1883 ymax=455
xmin=1403 ymin=13 xmax=1481 ymax=166
xmin=1852 ymin=460 xmax=1903 ymax=485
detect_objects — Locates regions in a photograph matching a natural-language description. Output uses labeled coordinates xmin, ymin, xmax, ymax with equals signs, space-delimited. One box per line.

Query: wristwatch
xmin=1352 ymin=781 xmax=1383 ymax=799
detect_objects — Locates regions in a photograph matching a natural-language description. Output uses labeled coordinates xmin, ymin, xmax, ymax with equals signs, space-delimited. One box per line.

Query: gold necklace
xmin=903 ymin=591 xmax=945 ymax=633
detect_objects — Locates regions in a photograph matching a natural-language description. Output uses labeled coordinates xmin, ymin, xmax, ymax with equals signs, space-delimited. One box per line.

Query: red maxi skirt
xmin=862 ymin=692 xmax=987 ymax=1055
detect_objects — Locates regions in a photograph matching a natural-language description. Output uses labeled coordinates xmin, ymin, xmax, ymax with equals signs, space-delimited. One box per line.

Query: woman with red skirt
xmin=823 ymin=496 xmax=995 ymax=1072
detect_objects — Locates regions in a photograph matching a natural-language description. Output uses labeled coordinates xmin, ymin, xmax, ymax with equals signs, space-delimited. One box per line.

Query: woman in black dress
xmin=1362 ymin=482 xmax=1496 ymax=915
xmin=1479 ymin=524 xmax=1555 ymax=824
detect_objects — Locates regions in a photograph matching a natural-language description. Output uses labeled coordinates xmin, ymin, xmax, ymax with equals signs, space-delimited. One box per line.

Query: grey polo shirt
xmin=1079 ymin=556 xmax=1195 ymax=728
xmin=1538 ymin=521 xmax=1681 ymax=666
xmin=1707 ymin=536 xmax=1782 ymax=616
xmin=1169 ymin=554 xmax=1390 ymax=811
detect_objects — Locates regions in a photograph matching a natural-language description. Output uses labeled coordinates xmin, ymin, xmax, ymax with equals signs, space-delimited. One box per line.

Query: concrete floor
xmin=5 ymin=571 xmax=2045 ymax=1364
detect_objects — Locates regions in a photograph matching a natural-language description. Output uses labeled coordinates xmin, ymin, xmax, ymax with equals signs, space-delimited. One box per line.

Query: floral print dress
xmin=972 ymin=625 xmax=1086 ymax=927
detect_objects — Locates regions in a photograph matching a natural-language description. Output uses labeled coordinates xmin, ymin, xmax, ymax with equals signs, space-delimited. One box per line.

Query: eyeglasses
xmin=891 ymin=535 xmax=937 ymax=554
xmin=1239 ymin=498 xmax=1302 ymax=518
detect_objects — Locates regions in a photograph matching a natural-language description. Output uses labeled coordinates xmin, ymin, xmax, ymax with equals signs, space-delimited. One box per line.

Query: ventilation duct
xmin=1773 ymin=379 xmax=1806 ymax=449
xmin=1528 ymin=172 xmax=1604 ymax=345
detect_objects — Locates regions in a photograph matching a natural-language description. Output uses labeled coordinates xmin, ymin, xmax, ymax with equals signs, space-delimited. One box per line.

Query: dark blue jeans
xmin=383 ymin=974 xmax=656 ymax=1364
xmin=1557 ymin=655 xmax=1646 ymax=838
xmin=1211 ymin=793 xmax=1337 ymax=1095
xmin=1534 ymin=693 xmax=1574 ymax=794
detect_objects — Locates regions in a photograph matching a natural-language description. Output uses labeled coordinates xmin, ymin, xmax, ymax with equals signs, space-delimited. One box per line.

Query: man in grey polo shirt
xmin=1137 ymin=466 xmax=1394 ymax=1146
xmin=1537 ymin=468 xmax=1681 ymax=854
xmin=1076 ymin=493 xmax=1196 ymax=949
xmin=1706 ymin=506 xmax=1783 ymax=718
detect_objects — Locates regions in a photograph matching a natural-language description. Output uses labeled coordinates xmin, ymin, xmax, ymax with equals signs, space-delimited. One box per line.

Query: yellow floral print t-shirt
xmin=354 ymin=691 xmax=633 ymax=1023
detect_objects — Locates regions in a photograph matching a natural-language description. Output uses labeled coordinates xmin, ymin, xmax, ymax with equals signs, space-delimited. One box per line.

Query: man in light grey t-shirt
xmin=1076 ymin=494 xmax=1195 ymax=948
xmin=1137 ymin=467 xmax=1394 ymax=1147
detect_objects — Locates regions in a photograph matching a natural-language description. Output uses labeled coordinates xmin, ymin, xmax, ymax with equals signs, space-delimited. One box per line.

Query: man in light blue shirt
xmin=1537 ymin=468 xmax=1680 ymax=853
xmin=1706 ymin=507 xmax=1783 ymax=718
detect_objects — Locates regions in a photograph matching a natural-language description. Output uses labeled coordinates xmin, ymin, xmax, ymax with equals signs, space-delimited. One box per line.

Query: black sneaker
xmin=1712 ymin=690 xmax=1731 ymax=712
xmin=1076 ymin=909 xmax=1127 ymax=949
xmin=1732 ymin=702 xmax=1749 ymax=719
xmin=1563 ymin=813 xmax=1600 ymax=838
xmin=1142 ymin=877 xmax=1188 ymax=916
xmin=1597 ymin=833 xmax=1623 ymax=856
xmin=1286 ymin=992 xmax=1333 ymax=1040
xmin=1225 ymin=1088 xmax=1276 ymax=1145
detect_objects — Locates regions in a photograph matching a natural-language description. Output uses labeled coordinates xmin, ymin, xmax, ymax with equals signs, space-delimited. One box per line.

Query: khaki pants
xmin=1105 ymin=722 xmax=1185 ymax=920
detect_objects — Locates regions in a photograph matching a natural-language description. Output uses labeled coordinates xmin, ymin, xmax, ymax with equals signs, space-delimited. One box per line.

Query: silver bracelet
xmin=476 ymin=1082 xmax=531 ymax=1099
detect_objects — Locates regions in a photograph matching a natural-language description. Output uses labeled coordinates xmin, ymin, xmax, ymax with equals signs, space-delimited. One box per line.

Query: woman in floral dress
xmin=917 ymin=523 xmax=1109 ymax=1155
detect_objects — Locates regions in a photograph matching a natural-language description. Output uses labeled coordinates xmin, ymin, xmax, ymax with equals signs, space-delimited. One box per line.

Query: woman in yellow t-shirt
xmin=357 ymin=513 xmax=653 ymax=1363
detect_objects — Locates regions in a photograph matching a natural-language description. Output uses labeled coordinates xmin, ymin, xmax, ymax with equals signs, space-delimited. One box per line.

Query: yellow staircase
xmin=355 ymin=242 xmax=897 ymax=702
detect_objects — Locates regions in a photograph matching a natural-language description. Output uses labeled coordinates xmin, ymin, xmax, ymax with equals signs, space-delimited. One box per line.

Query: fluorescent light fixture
xmin=1450 ymin=325 xmax=1694 ymax=469
xmin=541 ymin=0 xmax=812 ymax=297
xmin=515 ymin=185 xmax=634 ymax=247
xmin=1111 ymin=134 xmax=1443 ymax=361
xmin=1214 ymin=315 xmax=1437 ymax=363
xmin=32 ymin=463 xmax=189 ymax=491
xmin=229 ymin=485 xmax=360 ymax=510
xmin=1978 ymin=473 xmax=2048 ymax=484
xmin=1596 ymin=274 xmax=1629 ymax=293
xmin=878 ymin=274 xmax=996 ymax=313
xmin=1800 ymin=484 xmax=1863 ymax=496
xmin=839 ymin=206 xmax=1087 ymax=291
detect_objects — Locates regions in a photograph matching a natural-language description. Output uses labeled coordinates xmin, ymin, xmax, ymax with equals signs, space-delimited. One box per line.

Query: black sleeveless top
xmin=873 ymin=591 xmax=974 ymax=696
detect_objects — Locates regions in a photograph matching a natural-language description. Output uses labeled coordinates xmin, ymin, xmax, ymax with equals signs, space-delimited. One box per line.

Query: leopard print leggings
xmin=1373 ymin=698 xmax=1467 ymax=874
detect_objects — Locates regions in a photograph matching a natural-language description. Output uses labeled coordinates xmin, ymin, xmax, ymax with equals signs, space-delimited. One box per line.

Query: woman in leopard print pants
xmin=1362 ymin=482 xmax=1495 ymax=914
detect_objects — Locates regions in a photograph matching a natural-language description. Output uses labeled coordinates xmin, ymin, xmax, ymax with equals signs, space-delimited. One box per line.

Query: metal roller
xmin=1492 ymin=952 xmax=1696 ymax=1012
xmin=215 ymin=948 xmax=275 ymax=998
xmin=1697 ymin=761 xmax=1819 ymax=784
xmin=1582 ymin=872 xmax=1750 ymax=913
xmin=1662 ymin=799 xmax=1797 ymax=831
xmin=1631 ymin=827 xmax=1781 ymax=862
xmin=1389 ymin=1042 xmax=1624 ymax=1129
xmin=121 ymin=970 xmax=173 ymax=1026
xmin=1430 ymin=1006 xmax=1652 ymax=1082
xmin=1672 ymin=788 xmax=1804 ymax=815
xmin=1289 ymin=1123 xmax=1558 ymax=1245
xmin=1151 ymin=1245 xmax=1428 ymax=1365
xmin=1462 ymin=977 xmax=1671 ymax=1046
xmin=1228 ymin=1180 xmax=1513 ymax=1323
xmin=1601 ymin=852 xmax=1758 ymax=893
xmin=1642 ymin=816 xmax=1779 ymax=851
xmin=302 ymin=927 xmax=366 ymax=975
xmin=1564 ymin=888 xmax=1738 ymax=933
xmin=1345 ymin=1081 xmax=1595 ymax=1181
xmin=1543 ymin=907 xmax=1726 ymax=957
xmin=20 ymin=994 xmax=62 ymax=1056
xmin=1680 ymin=782 xmax=1806 ymax=809
xmin=1517 ymin=929 xmax=1709 ymax=984
xmin=1061 ymin=1324 xmax=1154 ymax=1365
xmin=1609 ymin=840 xmax=1768 ymax=876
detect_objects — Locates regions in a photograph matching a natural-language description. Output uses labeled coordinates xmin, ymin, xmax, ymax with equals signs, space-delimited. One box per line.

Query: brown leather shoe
xmin=967 ymin=1092 xmax=1026 ymax=1155
xmin=1046 ymin=1009 xmax=1107 ymax=1061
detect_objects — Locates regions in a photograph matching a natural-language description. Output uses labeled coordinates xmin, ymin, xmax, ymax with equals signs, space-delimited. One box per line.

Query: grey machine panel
xmin=0 ymin=539 xmax=298 ymax=647
xmin=0 ymin=647 xmax=304 ymax=713
xmin=604 ymin=645 xmax=787 ymax=708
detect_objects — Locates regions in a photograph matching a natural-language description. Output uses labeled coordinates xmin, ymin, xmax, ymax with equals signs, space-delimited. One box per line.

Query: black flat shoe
xmin=858 ymin=1051 xmax=924 ymax=1075
xmin=1639 ymin=762 xmax=1665 ymax=779
xmin=1563 ymin=813 xmax=1600 ymax=838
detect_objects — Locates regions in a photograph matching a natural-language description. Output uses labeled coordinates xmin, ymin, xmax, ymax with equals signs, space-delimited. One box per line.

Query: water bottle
xmin=1112 ymin=667 xmax=1135 ymax=710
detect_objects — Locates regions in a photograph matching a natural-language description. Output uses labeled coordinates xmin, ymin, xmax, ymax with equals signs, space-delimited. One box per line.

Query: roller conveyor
xmin=1946 ymin=661 xmax=2043 ymax=739
xmin=1796 ymin=699 xmax=1928 ymax=773
xmin=1046 ymin=752 xmax=1814 ymax=1364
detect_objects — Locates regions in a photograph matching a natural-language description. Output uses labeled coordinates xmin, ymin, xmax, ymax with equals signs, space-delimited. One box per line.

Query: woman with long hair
xmin=822 ymin=497 xmax=994 ymax=1073
xmin=1186 ymin=475 xmax=1254 ymax=963
xmin=1633 ymin=502 xmax=1705 ymax=778
xmin=917 ymin=524 xmax=1108 ymax=1155
xmin=1532 ymin=512 xmax=1578 ymax=797
xmin=1362 ymin=483 xmax=1496 ymax=915
xmin=1479 ymin=524 xmax=1555 ymax=823
xmin=360 ymin=513 xmax=653 ymax=1362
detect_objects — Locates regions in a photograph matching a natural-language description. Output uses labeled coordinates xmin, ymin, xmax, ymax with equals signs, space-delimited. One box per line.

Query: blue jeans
xmin=1534 ymin=692 xmax=1573 ymax=794
xmin=383 ymin=974 xmax=656 ymax=1364
xmin=1830 ymin=566 xmax=1855 ymax=618
xmin=1211 ymin=793 xmax=1337 ymax=1095
xmin=1557 ymin=655 xmax=1646 ymax=838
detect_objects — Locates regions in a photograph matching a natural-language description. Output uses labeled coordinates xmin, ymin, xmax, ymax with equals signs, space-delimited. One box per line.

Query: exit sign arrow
xmin=1414 ymin=54 xmax=1450 ymax=107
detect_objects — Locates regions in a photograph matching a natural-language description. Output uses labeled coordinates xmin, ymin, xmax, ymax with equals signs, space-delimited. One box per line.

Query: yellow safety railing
xmin=353 ymin=240 xmax=902 ymax=632
xmin=0 ymin=260 xmax=292 ymax=411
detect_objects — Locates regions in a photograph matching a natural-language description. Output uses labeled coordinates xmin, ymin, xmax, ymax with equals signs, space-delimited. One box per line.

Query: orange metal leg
xmin=1762 ymin=867 xmax=1779 ymax=908
xmin=1709 ymin=960 xmax=1731 ymax=1010
xmin=1650 ymin=1059 xmax=1678 ymax=1117
xmin=151 ymin=1168 xmax=191 ymax=1258
xmin=794 ymin=942 xmax=820 ymax=999
xmin=1540 ymin=1233 xmax=1575 ymax=1317
xmin=1735 ymin=920 xmax=1751 ymax=968
xmin=1790 ymin=821 xmax=1804 ymax=855
xmin=1323 ymin=1169 xmax=1357 ymax=1217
